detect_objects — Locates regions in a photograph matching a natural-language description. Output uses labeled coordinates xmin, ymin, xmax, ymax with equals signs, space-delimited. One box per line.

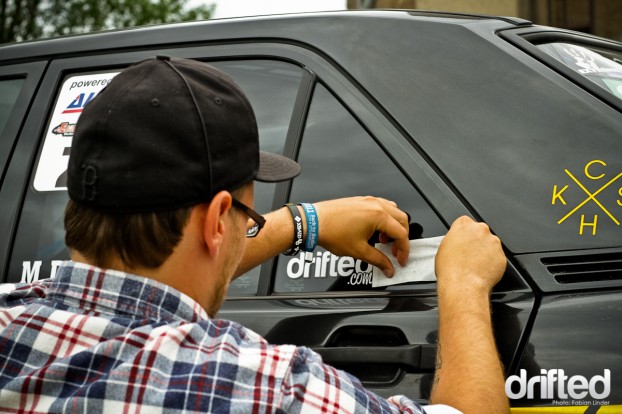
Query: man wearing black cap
xmin=0 ymin=57 xmax=508 ymax=413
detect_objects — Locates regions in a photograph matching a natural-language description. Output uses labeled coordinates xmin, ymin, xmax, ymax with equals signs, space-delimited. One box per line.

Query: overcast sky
xmin=202 ymin=0 xmax=347 ymax=19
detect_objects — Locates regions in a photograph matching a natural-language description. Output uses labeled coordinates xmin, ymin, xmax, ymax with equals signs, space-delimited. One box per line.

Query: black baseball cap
xmin=67 ymin=56 xmax=300 ymax=213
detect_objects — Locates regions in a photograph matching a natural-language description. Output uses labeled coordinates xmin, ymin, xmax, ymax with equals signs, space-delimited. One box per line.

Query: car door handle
xmin=312 ymin=344 xmax=436 ymax=371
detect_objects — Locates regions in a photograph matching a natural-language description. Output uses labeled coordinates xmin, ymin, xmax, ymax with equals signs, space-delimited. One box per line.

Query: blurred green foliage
xmin=0 ymin=0 xmax=215 ymax=44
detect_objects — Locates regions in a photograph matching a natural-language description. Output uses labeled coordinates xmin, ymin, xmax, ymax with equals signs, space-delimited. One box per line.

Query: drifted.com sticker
xmin=285 ymin=251 xmax=373 ymax=286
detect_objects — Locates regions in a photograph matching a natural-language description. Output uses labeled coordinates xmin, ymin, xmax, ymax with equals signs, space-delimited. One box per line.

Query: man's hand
xmin=314 ymin=196 xmax=410 ymax=277
xmin=435 ymin=216 xmax=506 ymax=295
xmin=431 ymin=216 xmax=509 ymax=414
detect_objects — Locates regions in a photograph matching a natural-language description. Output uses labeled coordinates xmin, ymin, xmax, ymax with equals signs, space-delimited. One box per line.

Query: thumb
xmin=359 ymin=244 xmax=394 ymax=277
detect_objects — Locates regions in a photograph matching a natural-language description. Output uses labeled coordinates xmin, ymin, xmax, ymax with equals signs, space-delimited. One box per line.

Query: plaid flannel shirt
xmin=0 ymin=261 xmax=454 ymax=414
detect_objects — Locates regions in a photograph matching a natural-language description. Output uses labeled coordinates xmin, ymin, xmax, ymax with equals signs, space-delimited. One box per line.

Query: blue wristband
xmin=300 ymin=203 xmax=318 ymax=252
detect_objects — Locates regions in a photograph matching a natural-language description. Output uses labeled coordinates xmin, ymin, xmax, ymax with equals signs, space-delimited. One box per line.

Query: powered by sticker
xmin=33 ymin=72 xmax=118 ymax=192
xmin=552 ymin=159 xmax=622 ymax=235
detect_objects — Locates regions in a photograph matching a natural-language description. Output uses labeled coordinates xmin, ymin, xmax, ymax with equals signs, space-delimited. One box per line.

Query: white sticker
xmin=285 ymin=251 xmax=373 ymax=286
xmin=372 ymin=236 xmax=444 ymax=287
xmin=33 ymin=73 xmax=119 ymax=192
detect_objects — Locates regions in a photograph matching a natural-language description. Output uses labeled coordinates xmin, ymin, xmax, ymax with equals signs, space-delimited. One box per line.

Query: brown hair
xmin=64 ymin=199 xmax=192 ymax=269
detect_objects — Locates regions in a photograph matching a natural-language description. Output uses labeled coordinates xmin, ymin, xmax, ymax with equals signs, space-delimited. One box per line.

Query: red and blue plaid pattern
xmin=0 ymin=261 xmax=433 ymax=413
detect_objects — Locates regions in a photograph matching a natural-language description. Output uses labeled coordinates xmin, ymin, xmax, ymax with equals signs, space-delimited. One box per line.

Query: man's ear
xmin=203 ymin=191 xmax=233 ymax=258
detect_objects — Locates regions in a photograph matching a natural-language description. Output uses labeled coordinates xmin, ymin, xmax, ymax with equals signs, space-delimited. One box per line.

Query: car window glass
xmin=273 ymin=83 xmax=446 ymax=294
xmin=0 ymin=78 xmax=25 ymax=136
xmin=537 ymin=42 xmax=622 ymax=101
xmin=7 ymin=60 xmax=303 ymax=298
xmin=209 ymin=61 xmax=303 ymax=295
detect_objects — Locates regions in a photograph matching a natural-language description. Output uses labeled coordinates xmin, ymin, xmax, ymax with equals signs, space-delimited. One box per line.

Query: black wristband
xmin=283 ymin=203 xmax=304 ymax=256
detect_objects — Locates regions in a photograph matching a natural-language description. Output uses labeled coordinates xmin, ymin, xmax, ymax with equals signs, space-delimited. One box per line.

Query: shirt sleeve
xmin=279 ymin=345 xmax=429 ymax=414
xmin=422 ymin=404 xmax=463 ymax=414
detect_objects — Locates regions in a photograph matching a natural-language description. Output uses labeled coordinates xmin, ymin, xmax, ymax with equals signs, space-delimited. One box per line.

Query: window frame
xmin=0 ymin=62 xmax=47 ymax=187
xmin=270 ymin=80 xmax=447 ymax=296
xmin=0 ymin=61 xmax=47 ymax=280
xmin=1 ymin=42 xmax=468 ymax=296
xmin=1 ymin=49 xmax=310 ymax=291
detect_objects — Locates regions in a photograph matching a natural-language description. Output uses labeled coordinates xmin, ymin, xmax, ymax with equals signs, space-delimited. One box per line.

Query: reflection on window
xmin=274 ymin=84 xmax=446 ymax=294
xmin=210 ymin=61 xmax=303 ymax=164
xmin=537 ymin=43 xmax=622 ymax=101
xmin=0 ymin=78 xmax=25 ymax=136
xmin=210 ymin=61 xmax=303 ymax=296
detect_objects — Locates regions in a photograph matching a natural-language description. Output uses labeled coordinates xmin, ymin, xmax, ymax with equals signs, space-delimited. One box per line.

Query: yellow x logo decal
xmin=558 ymin=169 xmax=622 ymax=225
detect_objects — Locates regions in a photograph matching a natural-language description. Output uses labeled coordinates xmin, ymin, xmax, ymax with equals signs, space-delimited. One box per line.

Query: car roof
xmin=0 ymin=10 xmax=529 ymax=64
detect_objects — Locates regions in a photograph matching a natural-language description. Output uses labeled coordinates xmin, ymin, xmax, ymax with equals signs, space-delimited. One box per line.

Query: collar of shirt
xmin=46 ymin=260 xmax=209 ymax=323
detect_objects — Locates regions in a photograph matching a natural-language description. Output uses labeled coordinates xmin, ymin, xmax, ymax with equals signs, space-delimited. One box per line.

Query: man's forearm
xmin=430 ymin=286 xmax=509 ymax=414
xmin=234 ymin=197 xmax=411 ymax=279
xmin=234 ymin=206 xmax=297 ymax=277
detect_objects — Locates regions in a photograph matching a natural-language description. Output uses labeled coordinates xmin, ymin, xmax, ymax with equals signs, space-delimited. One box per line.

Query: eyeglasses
xmin=231 ymin=198 xmax=266 ymax=238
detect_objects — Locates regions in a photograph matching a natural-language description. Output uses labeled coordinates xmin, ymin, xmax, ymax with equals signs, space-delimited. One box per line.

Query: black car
xmin=1 ymin=10 xmax=621 ymax=412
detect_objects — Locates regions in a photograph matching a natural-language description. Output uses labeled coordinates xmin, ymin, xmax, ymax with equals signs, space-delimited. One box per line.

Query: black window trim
xmin=0 ymin=61 xmax=48 ymax=282
xmin=255 ymin=69 xmax=317 ymax=297
xmin=0 ymin=61 xmax=47 ymax=189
